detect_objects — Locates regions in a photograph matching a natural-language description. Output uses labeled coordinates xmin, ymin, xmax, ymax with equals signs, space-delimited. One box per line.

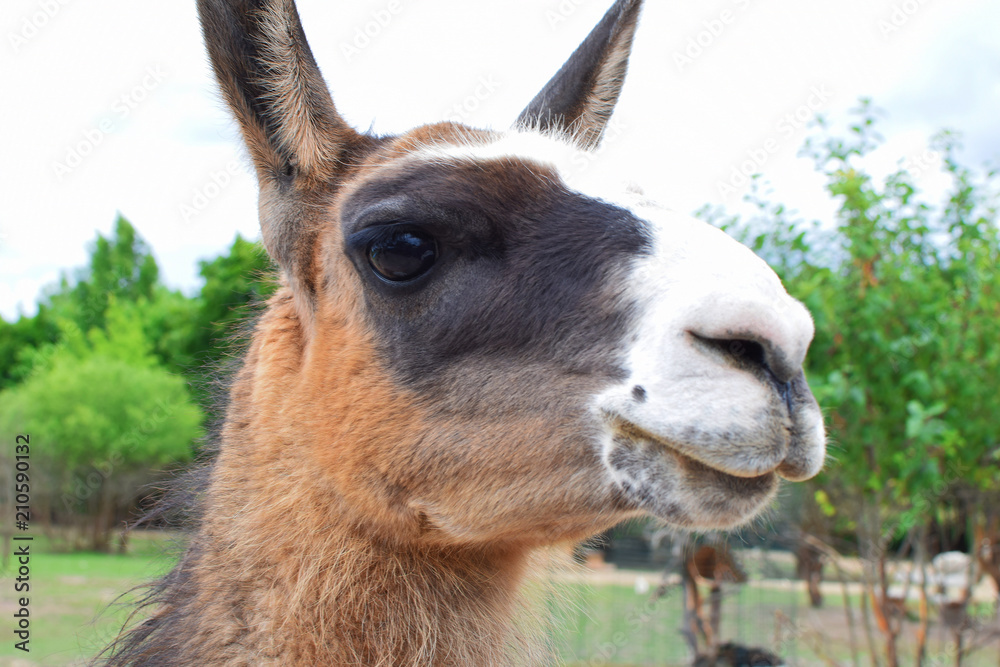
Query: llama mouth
xmin=602 ymin=411 xmax=779 ymax=528
xmin=602 ymin=412 xmax=778 ymax=482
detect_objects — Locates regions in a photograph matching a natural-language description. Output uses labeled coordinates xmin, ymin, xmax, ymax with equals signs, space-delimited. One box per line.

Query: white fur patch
xmin=596 ymin=201 xmax=825 ymax=479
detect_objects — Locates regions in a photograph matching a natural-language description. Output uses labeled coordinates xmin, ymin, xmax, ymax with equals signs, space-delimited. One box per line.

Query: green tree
xmin=713 ymin=100 xmax=1000 ymax=666
xmin=1 ymin=214 xmax=166 ymax=388
xmin=0 ymin=298 xmax=202 ymax=552
xmin=47 ymin=214 xmax=159 ymax=334
xmin=188 ymin=234 xmax=276 ymax=360
xmin=0 ymin=305 xmax=59 ymax=390
xmin=0 ymin=222 xmax=281 ymax=552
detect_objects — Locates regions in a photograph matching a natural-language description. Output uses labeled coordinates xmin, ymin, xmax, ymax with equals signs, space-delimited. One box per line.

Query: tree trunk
xmin=90 ymin=485 xmax=113 ymax=552
xmin=680 ymin=536 xmax=704 ymax=657
xmin=859 ymin=512 xmax=886 ymax=667
xmin=859 ymin=582 xmax=882 ymax=667
xmin=682 ymin=563 xmax=705 ymax=655
xmin=873 ymin=554 xmax=901 ymax=667
xmin=860 ymin=502 xmax=902 ymax=667
xmin=868 ymin=586 xmax=899 ymax=667
xmin=975 ymin=517 xmax=1000 ymax=599
xmin=117 ymin=525 xmax=130 ymax=554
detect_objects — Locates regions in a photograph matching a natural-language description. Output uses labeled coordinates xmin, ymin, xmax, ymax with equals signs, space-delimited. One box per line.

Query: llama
xmin=101 ymin=0 xmax=826 ymax=664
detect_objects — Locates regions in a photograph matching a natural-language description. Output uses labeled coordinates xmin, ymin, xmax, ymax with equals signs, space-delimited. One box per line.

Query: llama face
xmin=306 ymin=128 xmax=825 ymax=542
xmin=413 ymin=131 xmax=826 ymax=531
xmin=197 ymin=0 xmax=825 ymax=546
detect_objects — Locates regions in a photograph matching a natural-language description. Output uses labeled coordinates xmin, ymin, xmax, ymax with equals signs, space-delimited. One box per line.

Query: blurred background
xmin=1 ymin=0 xmax=999 ymax=665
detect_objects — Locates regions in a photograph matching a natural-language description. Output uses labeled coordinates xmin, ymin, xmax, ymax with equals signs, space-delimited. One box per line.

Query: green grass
xmin=549 ymin=581 xmax=690 ymax=665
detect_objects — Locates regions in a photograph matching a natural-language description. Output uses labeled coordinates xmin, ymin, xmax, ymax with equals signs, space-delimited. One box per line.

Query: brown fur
xmin=151 ymin=295 xmax=528 ymax=664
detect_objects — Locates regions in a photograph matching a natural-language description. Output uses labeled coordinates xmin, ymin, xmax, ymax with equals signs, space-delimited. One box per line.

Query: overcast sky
xmin=2 ymin=0 xmax=999 ymax=321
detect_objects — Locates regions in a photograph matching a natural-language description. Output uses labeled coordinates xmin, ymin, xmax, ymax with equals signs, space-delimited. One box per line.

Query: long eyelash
xmin=347 ymin=223 xmax=424 ymax=252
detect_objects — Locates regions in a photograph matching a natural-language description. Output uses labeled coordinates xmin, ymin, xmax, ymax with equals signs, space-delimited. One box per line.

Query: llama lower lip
xmin=605 ymin=416 xmax=779 ymax=529
xmin=604 ymin=413 xmax=777 ymax=481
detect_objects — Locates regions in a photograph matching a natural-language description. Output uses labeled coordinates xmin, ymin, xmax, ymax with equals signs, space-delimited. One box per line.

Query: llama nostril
xmin=726 ymin=339 xmax=766 ymax=369
xmin=682 ymin=290 xmax=814 ymax=387
xmin=692 ymin=335 xmax=797 ymax=385
xmin=694 ymin=336 xmax=767 ymax=371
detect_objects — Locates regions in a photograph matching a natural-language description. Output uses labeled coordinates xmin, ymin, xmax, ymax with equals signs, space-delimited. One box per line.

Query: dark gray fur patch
xmin=339 ymin=158 xmax=652 ymax=406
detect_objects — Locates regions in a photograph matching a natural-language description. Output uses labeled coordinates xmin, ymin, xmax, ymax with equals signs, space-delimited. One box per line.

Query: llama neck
xmin=194 ymin=482 xmax=535 ymax=665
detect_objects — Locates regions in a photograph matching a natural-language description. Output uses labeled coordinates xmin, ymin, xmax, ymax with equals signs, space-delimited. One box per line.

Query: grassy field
xmin=2 ymin=533 xmax=998 ymax=666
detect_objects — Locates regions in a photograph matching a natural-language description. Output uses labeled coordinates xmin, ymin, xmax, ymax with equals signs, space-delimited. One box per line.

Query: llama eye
xmin=367 ymin=229 xmax=438 ymax=282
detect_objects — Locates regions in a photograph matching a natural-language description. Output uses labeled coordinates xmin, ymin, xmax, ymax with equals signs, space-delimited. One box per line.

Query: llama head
xmin=198 ymin=0 xmax=825 ymax=547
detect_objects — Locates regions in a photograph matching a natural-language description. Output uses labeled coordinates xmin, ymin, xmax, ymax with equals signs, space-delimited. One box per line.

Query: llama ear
xmin=197 ymin=0 xmax=359 ymax=182
xmin=515 ymin=0 xmax=643 ymax=150
xmin=197 ymin=0 xmax=363 ymax=276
